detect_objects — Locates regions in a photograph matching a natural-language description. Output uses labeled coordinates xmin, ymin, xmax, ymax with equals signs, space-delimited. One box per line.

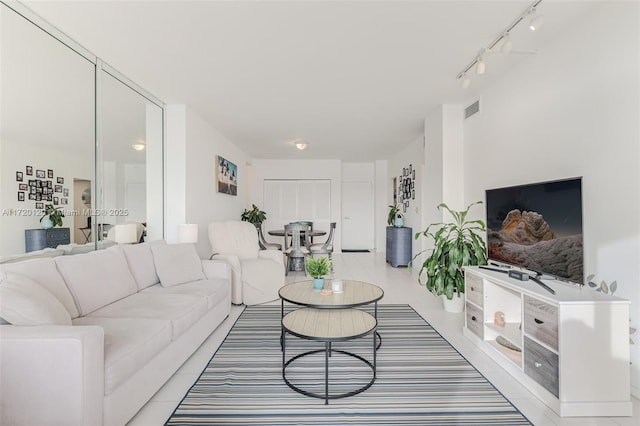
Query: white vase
xmin=394 ymin=217 xmax=404 ymax=227
xmin=441 ymin=294 xmax=464 ymax=313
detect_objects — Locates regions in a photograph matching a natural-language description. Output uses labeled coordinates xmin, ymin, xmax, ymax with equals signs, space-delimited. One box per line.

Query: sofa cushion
xmin=0 ymin=257 xmax=80 ymax=318
xmin=87 ymin=293 xmax=208 ymax=340
xmin=0 ymin=247 xmax=64 ymax=264
xmin=151 ymin=243 xmax=205 ymax=287
xmin=55 ymin=246 xmax=138 ymax=316
xmin=73 ymin=316 xmax=172 ymax=395
xmin=121 ymin=241 xmax=164 ymax=290
xmin=141 ymin=278 xmax=229 ymax=309
xmin=0 ymin=273 xmax=72 ymax=325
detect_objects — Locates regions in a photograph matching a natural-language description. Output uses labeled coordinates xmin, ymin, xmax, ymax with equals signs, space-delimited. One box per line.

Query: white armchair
xmin=208 ymin=221 xmax=285 ymax=305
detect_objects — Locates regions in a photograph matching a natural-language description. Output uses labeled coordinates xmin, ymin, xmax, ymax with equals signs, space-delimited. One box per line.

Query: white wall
xmin=184 ymin=106 xmax=248 ymax=258
xmin=0 ymin=140 xmax=92 ymax=255
xmin=374 ymin=160 xmax=388 ymax=252
xmin=247 ymin=159 xmax=342 ymax=252
xmin=462 ymin=2 xmax=640 ymax=394
xmin=389 ymin=135 xmax=424 ymax=261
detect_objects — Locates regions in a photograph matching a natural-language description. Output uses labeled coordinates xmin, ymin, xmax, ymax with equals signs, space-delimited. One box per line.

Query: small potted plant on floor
xmin=40 ymin=204 xmax=65 ymax=229
xmin=306 ymin=257 xmax=332 ymax=290
xmin=413 ymin=202 xmax=487 ymax=313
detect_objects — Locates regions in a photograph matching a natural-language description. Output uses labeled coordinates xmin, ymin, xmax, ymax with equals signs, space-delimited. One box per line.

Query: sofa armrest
xmin=201 ymin=259 xmax=230 ymax=280
xmin=210 ymin=254 xmax=243 ymax=304
xmin=0 ymin=325 xmax=104 ymax=426
xmin=258 ymin=249 xmax=285 ymax=266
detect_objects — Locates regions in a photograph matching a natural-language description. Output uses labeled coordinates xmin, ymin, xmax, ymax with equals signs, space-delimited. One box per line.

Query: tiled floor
xmin=128 ymin=252 xmax=639 ymax=426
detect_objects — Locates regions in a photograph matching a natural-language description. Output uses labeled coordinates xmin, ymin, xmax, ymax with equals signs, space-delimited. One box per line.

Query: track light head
xmin=476 ymin=57 xmax=486 ymax=75
xmin=501 ymin=33 xmax=513 ymax=54
xmin=461 ymin=75 xmax=471 ymax=89
xmin=529 ymin=8 xmax=544 ymax=31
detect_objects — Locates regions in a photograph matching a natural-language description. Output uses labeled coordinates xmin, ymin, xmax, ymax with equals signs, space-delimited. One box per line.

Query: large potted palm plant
xmin=413 ymin=201 xmax=487 ymax=313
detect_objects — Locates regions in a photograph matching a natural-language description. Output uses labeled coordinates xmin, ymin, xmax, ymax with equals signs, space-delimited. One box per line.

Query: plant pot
xmin=441 ymin=294 xmax=464 ymax=313
xmin=394 ymin=217 xmax=404 ymax=227
xmin=41 ymin=218 xmax=53 ymax=229
xmin=312 ymin=278 xmax=325 ymax=290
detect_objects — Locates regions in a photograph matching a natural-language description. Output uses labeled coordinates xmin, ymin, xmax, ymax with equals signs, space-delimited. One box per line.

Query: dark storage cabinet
xmin=25 ymin=227 xmax=70 ymax=252
xmin=385 ymin=226 xmax=412 ymax=267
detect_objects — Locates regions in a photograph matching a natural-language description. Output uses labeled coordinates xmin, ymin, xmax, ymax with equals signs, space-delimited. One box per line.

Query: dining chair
xmin=255 ymin=223 xmax=282 ymax=251
xmin=310 ymin=222 xmax=336 ymax=268
xmin=283 ymin=223 xmax=311 ymax=276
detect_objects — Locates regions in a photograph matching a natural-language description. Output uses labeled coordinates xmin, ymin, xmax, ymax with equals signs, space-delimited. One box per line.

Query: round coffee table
xmin=279 ymin=279 xmax=384 ymax=404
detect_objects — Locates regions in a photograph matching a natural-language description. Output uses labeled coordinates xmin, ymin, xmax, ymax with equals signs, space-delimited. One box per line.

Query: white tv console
xmin=463 ymin=266 xmax=632 ymax=417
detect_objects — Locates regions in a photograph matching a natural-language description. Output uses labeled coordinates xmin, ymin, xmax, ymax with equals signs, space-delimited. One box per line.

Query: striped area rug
xmin=166 ymin=304 xmax=531 ymax=425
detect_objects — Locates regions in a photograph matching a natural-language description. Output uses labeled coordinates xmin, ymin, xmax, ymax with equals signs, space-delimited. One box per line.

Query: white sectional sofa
xmin=0 ymin=241 xmax=232 ymax=426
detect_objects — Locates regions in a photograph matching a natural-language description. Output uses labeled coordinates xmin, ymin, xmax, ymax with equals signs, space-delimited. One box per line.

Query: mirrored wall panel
xmin=0 ymin=4 xmax=164 ymax=257
xmin=98 ymin=71 xmax=163 ymax=246
xmin=0 ymin=4 xmax=95 ymax=256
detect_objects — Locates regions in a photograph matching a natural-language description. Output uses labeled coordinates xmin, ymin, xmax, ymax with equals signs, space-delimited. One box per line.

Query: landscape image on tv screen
xmin=485 ymin=178 xmax=583 ymax=283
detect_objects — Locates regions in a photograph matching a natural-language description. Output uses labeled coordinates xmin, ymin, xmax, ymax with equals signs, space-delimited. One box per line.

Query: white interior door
xmin=341 ymin=181 xmax=374 ymax=250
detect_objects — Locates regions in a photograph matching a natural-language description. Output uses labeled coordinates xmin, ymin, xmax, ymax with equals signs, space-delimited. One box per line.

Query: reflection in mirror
xmin=98 ymin=70 xmax=163 ymax=247
xmin=0 ymin=5 xmax=95 ymax=256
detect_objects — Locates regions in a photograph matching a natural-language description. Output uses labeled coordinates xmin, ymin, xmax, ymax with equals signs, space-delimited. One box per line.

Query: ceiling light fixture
xmin=456 ymin=0 xmax=542 ymax=86
xmin=295 ymin=142 xmax=308 ymax=150
xmin=461 ymin=74 xmax=471 ymax=89
xmin=476 ymin=54 xmax=486 ymax=75
xmin=529 ymin=8 xmax=544 ymax=31
xmin=131 ymin=143 xmax=145 ymax=151
xmin=501 ymin=33 xmax=513 ymax=54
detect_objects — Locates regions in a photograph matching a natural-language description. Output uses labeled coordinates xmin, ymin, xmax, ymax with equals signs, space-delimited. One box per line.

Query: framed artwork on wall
xmin=16 ymin=171 xmax=23 ymax=181
xmin=36 ymin=169 xmax=45 ymax=178
xmin=215 ymin=155 xmax=238 ymax=196
xmin=26 ymin=166 xmax=33 ymax=176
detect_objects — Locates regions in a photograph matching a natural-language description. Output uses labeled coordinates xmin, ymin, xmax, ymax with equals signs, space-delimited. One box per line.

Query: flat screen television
xmin=485 ymin=177 xmax=583 ymax=284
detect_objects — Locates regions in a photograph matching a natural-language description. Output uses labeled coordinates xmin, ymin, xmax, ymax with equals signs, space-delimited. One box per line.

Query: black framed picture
xmin=18 ymin=183 xmax=27 ymax=190
xmin=409 ymin=164 xmax=412 ymax=173
xmin=412 ymin=170 xmax=415 ymax=179
xmin=36 ymin=169 xmax=45 ymax=178
xmin=36 ymin=180 xmax=41 ymax=187
xmin=29 ymin=193 xmax=36 ymax=200
xmin=30 ymin=187 xmax=36 ymax=194
xmin=36 ymin=202 xmax=44 ymax=210
xmin=412 ymin=190 xmax=415 ymax=199
xmin=28 ymin=180 xmax=36 ymax=186
xmin=53 ymin=197 xmax=59 ymax=205
xmin=47 ymin=180 xmax=52 ymax=188
xmin=61 ymin=198 xmax=68 ymax=205
xmin=26 ymin=165 xmax=33 ymax=176
xmin=63 ymin=188 xmax=69 ymax=197
xmin=47 ymin=169 xmax=54 ymax=178
xmin=57 ymin=177 xmax=64 ymax=184
xmin=36 ymin=194 xmax=42 ymax=201
xmin=55 ymin=185 xmax=62 ymax=193
xmin=45 ymin=194 xmax=52 ymax=202
xmin=18 ymin=191 xmax=24 ymax=201
xmin=16 ymin=171 xmax=23 ymax=182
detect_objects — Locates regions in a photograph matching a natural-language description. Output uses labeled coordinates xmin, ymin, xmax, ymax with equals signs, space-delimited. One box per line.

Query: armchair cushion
xmin=240 ymin=258 xmax=285 ymax=306
xmin=0 ymin=273 xmax=72 ymax=326
xmin=209 ymin=221 xmax=259 ymax=260
xmin=151 ymin=243 xmax=205 ymax=287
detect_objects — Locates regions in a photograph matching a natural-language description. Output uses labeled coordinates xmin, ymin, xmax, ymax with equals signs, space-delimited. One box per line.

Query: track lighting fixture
xmin=476 ymin=56 xmax=486 ymax=75
xmin=501 ymin=33 xmax=513 ymax=54
xmin=455 ymin=0 xmax=542 ymax=87
xmin=529 ymin=8 xmax=544 ymax=31
xmin=461 ymin=74 xmax=471 ymax=89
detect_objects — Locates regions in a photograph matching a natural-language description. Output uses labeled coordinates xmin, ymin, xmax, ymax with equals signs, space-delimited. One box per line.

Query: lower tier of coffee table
xmin=281 ymin=308 xmax=377 ymax=404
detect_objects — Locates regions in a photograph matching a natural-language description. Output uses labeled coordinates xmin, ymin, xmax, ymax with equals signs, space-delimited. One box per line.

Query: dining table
xmin=268 ymin=228 xmax=327 ymax=271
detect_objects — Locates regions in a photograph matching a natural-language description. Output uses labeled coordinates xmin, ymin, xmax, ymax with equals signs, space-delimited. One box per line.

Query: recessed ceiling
xmin=22 ymin=0 xmax=600 ymax=161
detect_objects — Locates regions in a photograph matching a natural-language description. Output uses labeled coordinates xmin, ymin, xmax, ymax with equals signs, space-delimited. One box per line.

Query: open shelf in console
xmin=483 ymin=280 xmax=523 ymax=367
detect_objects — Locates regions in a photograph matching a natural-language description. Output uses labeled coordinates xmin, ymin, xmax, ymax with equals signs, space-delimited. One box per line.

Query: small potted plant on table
xmin=306 ymin=257 xmax=332 ymax=290
xmin=387 ymin=203 xmax=404 ymax=227
xmin=40 ymin=204 xmax=65 ymax=229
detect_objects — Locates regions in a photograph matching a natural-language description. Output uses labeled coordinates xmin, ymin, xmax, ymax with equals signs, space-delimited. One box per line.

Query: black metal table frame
xmin=281 ymin=311 xmax=377 ymax=405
